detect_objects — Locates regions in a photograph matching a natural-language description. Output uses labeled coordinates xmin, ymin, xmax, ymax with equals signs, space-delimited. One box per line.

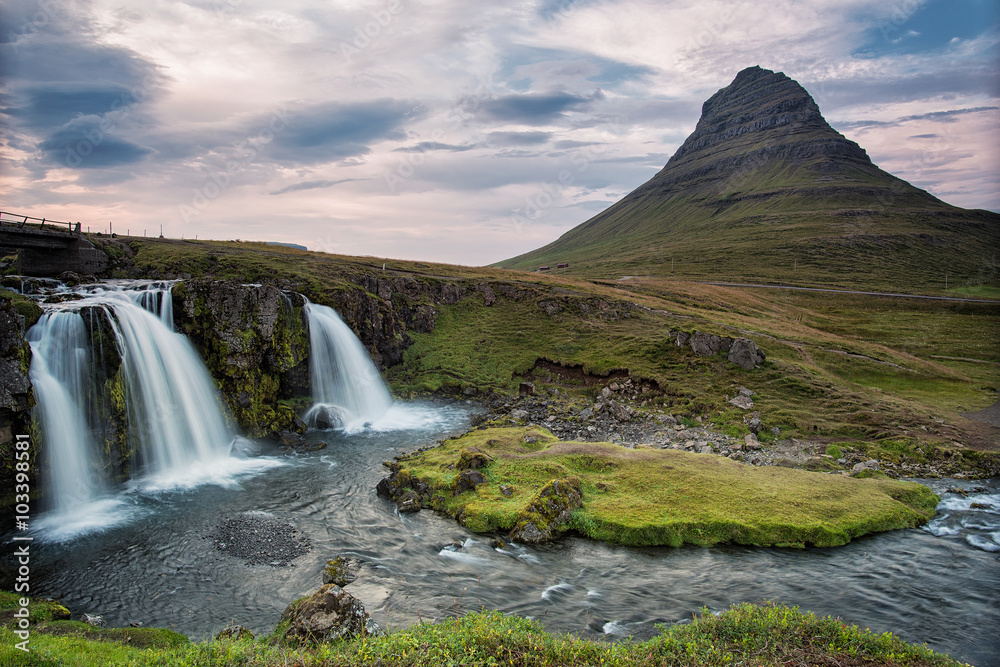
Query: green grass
xmin=0 ymin=601 xmax=968 ymax=667
xmin=390 ymin=426 xmax=939 ymax=548
xmin=950 ymin=285 xmax=1000 ymax=299
xmin=84 ymin=237 xmax=998 ymax=461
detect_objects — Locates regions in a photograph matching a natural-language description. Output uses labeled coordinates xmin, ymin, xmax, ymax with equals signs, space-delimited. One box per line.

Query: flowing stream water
xmin=7 ymin=417 xmax=997 ymax=666
xmin=4 ymin=281 xmax=998 ymax=666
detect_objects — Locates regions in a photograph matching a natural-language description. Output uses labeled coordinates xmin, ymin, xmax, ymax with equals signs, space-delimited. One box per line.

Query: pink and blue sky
xmin=1 ymin=0 xmax=997 ymax=265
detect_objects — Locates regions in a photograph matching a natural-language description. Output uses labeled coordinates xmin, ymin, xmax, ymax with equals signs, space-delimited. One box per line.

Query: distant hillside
xmin=497 ymin=66 xmax=999 ymax=291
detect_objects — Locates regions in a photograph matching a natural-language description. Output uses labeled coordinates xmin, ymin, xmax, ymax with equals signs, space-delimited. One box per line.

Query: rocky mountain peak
xmin=664 ymin=66 xmax=869 ymax=174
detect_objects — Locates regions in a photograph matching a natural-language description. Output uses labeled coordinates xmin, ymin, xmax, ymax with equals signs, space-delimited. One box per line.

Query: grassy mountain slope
xmin=498 ymin=67 xmax=999 ymax=292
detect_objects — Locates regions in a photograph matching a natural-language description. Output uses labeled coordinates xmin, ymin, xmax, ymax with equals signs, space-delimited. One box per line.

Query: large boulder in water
xmin=278 ymin=584 xmax=382 ymax=644
xmin=306 ymin=404 xmax=348 ymax=430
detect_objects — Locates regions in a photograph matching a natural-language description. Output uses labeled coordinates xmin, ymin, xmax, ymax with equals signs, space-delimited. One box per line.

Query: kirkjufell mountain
xmin=499 ymin=66 xmax=999 ymax=290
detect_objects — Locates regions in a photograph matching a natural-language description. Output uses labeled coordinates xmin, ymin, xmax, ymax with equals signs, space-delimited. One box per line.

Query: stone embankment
xmin=472 ymin=383 xmax=992 ymax=479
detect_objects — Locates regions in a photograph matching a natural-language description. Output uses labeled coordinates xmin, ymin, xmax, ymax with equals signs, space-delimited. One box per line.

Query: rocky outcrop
xmin=672 ymin=330 xmax=766 ymax=370
xmin=0 ymin=291 xmax=41 ymax=506
xmin=171 ymin=280 xmax=310 ymax=437
xmin=728 ymin=338 xmax=766 ymax=370
xmin=278 ymin=584 xmax=382 ymax=645
xmin=690 ymin=331 xmax=733 ymax=356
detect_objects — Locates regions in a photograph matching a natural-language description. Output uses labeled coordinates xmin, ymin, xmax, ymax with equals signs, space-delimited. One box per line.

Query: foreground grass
xmin=389 ymin=426 xmax=939 ymax=548
xmin=0 ymin=602 xmax=969 ymax=667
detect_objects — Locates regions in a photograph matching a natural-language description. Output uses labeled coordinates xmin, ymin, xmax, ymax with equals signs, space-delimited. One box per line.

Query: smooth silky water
xmin=7 ymin=419 xmax=998 ymax=666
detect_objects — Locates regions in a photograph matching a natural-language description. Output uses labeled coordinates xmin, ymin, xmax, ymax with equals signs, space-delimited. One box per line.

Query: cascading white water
xmin=106 ymin=288 xmax=237 ymax=482
xmin=302 ymin=302 xmax=393 ymax=431
xmin=28 ymin=282 xmax=281 ymax=540
xmin=27 ymin=312 xmax=108 ymax=512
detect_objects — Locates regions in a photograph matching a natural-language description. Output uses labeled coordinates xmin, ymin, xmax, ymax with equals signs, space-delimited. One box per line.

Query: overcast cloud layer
xmin=1 ymin=0 xmax=997 ymax=264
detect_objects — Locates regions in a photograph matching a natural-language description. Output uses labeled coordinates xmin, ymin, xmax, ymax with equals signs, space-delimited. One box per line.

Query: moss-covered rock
xmin=322 ymin=556 xmax=360 ymax=587
xmin=172 ymin=280 xmax=311 ymax=437
xmin=276 ymin=585 xmax=382 ymax=645
xmin=0 ymin=592 xmax=70 ymax=625
xmin=508 ymin=476 xmax=583 ymax=544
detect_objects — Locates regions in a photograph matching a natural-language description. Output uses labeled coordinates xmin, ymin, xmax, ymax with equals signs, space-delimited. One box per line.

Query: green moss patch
xmin=390 ymin=426 xmax=939 ymax=548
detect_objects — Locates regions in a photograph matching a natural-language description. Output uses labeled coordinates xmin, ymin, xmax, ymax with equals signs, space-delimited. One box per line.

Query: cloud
xmin=393 ymin=141 xmax=478 ymax=152
xmin=477 ymin=91 xmax=603 ymax=124
xmin=487 ymin=131 xmax=553 ymax=146
xmin=836 ymin=106 xmax=1000 ymax=130
xmin=5 ymin=83 xmax=141 ymax=130
xmin=269 ymin=178 xmax=365 ymax=195
xmin=38 ymin=115 xmax=154 ymax=168
xmin=266 ymin=100 xmax=421 ymax=163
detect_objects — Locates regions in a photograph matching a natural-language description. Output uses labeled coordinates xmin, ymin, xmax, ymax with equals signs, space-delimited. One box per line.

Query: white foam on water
xmin=923 ymin=518 xmax=962 ymax=537
xmin=438 ymin=546 xmax=491 ymax=566
xmin=541 ymin=582 xmax=574 ymax=601
xmin=965 ymin=534 xmax=1000 ymax=552
xmin=33 ymin=497 xmax=143 ymax=543
xmin=130 ymin=455 xmax=287 ymax=493
xmin=920 ymin=481 xmax=1000 ymax=551
xmin=602 ymin=620 xmax=630 ymax=636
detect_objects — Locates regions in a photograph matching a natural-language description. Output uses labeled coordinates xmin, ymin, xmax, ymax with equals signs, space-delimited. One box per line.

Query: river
xmin=6 ymin=404 xmax=998 ymax=666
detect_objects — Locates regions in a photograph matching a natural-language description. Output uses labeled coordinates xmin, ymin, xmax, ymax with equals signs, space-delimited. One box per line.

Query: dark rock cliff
xmin=171 ymin=281 xmax=311 ymax=438
xmin=0 ymin=291 xmax=41 ymax=505
xmin=656 ymin=65 xmax=874 ymax=191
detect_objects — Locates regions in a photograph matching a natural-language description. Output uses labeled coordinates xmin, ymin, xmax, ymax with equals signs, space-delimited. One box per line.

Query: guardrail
xmin=0 ymin=210 xmax=80 ymax=234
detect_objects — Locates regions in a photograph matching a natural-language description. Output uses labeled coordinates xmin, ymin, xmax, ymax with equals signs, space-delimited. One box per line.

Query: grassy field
xmin=0 ymin=592 xmax=970 ymax=667
xmin=106 ymin=238 xmax=999 ymax=457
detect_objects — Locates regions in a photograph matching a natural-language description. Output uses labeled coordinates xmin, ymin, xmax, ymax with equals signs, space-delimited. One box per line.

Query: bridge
xmin=0 ymin=212 xmax=109 ymax=276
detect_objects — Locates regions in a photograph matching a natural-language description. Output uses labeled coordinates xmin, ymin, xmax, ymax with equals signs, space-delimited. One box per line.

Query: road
xmin=698 ymin=281 xmax=1000 ymax=304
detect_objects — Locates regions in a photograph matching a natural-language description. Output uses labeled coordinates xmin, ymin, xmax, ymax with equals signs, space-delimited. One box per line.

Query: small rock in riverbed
xmin=83 ymin=613 xmax=106 ymax=628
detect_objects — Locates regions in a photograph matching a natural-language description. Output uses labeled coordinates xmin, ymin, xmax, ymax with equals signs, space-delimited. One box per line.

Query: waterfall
xmin=302 ymin=302 xmax=393 ymax=430
xmin=28 ymin=311 xmax=109 ymax=512
xmin=103 ymin=287 xmax=237 ymax=481
xmin=28 ymin=282 xmax=278 ymax=540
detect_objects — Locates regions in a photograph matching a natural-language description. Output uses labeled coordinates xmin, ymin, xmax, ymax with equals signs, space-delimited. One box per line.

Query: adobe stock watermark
xmin=12 ymin=433 xmax=33 ymax=653
xmin=508 ymin=117 xmax=625 ymax=235
xmin=878 ymin=0 xmax=922 ymax=42
xmin=340 ymin=0 xmax=404 ymax=62
xmin=5 ymin=0 xmax=62 ymax=52
xmin=214 ymin=0 xmax=243 ymax=20
xmin=685 ymin=4 xmax=739 ymax=52
xmin=178 ymin=107 xmax=291 ymax=223
xmin=63 ymin=74 xmax=157 ymax=168
xmin=383 ymin=77 xmax=499 ymax=192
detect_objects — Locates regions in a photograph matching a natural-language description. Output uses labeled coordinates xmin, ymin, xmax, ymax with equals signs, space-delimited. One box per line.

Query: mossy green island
xmin=379 ymin=426 xmax=939 ymax=548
